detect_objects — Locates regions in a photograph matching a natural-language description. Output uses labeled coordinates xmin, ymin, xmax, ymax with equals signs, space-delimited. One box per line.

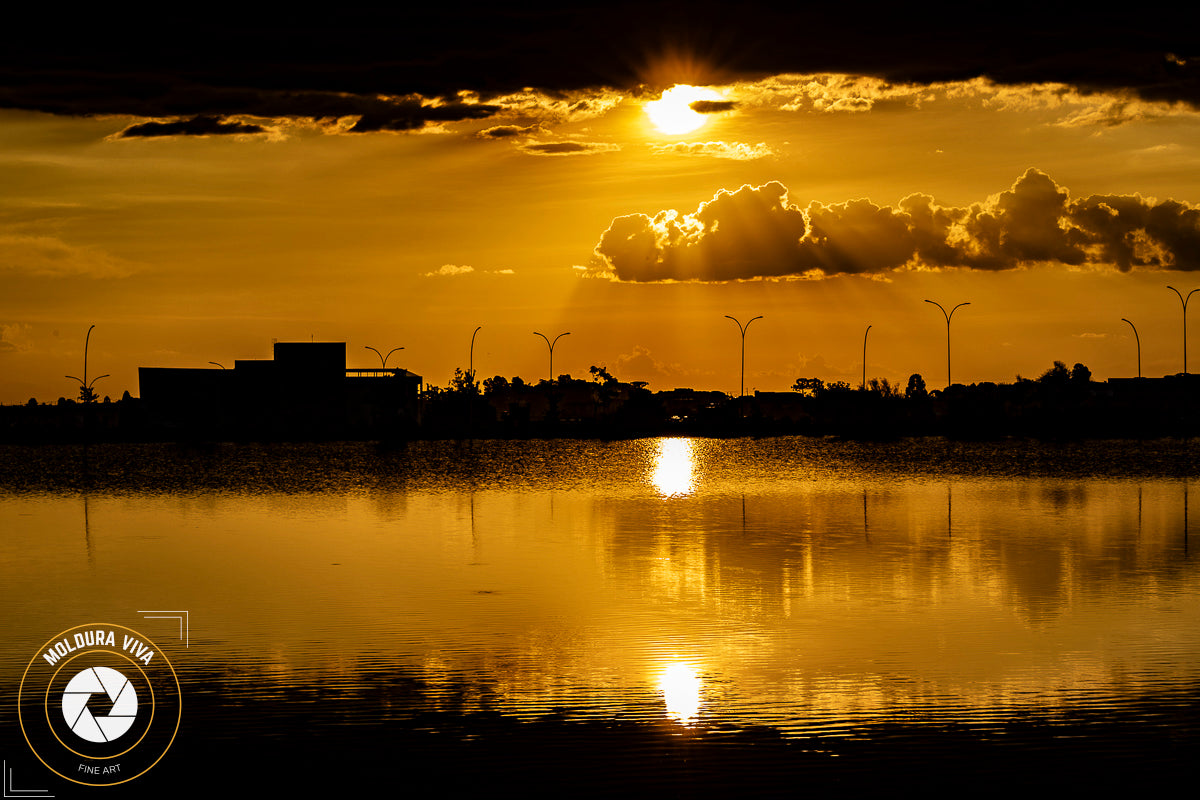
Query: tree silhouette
xmin=1038 ymin=361 xmax=1070 ymax=384
xmin=449 ymin=367 xmax=478 ymax=395
xmin=791 ymin=377 xmax=824 ymax=396
xmin=867 ymin=377 xmax=897 ymax=398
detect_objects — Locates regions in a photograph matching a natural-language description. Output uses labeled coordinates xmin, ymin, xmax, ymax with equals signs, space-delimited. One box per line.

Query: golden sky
xmin=2 ymin=7 xmax=1199 ymax=402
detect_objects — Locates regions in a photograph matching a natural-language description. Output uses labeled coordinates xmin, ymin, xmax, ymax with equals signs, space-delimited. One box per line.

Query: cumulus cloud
xmin=589 ymin=170 xmax=1200 ymax=282
xmin=649 ymin=141 xmax=774 ymax=160
xmin=0 ymin=235 xmax=133 ymax=278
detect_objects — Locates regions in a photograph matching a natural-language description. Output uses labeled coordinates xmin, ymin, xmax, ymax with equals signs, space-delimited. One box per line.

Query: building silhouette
xmin=139 ymin=341 xmax=422 ymax=438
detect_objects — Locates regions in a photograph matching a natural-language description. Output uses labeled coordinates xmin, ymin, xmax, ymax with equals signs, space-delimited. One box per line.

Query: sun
xmin=645 ymin=85 xmax=724 ymax=135
xmin=657 ymin=662 xmax=702 ymax=723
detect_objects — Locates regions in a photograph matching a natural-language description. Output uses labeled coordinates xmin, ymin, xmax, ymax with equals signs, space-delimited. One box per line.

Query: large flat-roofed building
xmin=139 ymin=341 xmax=422 ymax=438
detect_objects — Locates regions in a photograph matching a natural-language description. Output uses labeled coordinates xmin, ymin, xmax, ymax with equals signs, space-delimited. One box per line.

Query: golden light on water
xmin=657 ymin=662 xmax=702 ymax=723
xmin=651 ymin=438 xmax=696 ymax=497
xmin=644 ymin=85 xmax=723 ymax=134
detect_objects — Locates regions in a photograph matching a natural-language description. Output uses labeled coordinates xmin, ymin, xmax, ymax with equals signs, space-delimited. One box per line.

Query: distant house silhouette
xmin=139 ymin=341 xmax=422 ymax=439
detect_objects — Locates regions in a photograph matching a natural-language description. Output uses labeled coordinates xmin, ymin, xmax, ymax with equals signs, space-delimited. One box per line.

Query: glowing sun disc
xmin=645 ymin=85 xmax=722 ymax=135
xmin=658 ymin=662 xmax=702 ymax=723
xmin=652 ymin=438 xmax=696 ymax=497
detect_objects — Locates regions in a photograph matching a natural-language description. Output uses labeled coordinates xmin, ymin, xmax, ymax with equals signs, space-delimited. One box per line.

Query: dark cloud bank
xmin=0 ymin=4 xmax=1196 ymax=128
xmin=592 ymin=170 xmax=1200 ymax=281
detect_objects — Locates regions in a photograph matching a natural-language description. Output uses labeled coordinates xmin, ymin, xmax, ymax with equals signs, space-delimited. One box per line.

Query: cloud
xmin=589 ymin=170 xmax=1200 ymax=281
xmin=117 ymin=115 xmax=270 ymax=138
xmin=3 ymin=74 xmax=507 ymax=136
xmin=424 ymin=264 xmax=515 ymax=277
xmin=476 ymin=124 xmax=544 ymax=139
xmin=0 ymin=234 xmax=133 ymax=278
xmin=481 ymin=88 xmax=625 ymax=125
xmin=767 ymin=74 xmax=912 ymax=113
xmin=1 ymin=5 xmax=1195 ymax=127
xmin=611 ymin=345 xmax=707 ymax=386
xmin=425 ymin=264 xmax=476 ymax=277
xmin=689 ymin=99 xmax=737 ymax=113
xmin=748 ymin=74 xmax=1191 ymax=129
xmin=649 ymin=141 xmax=774 ymax=160
xmin=518 ymin=141 xmax=620 ymax=156
xmin=0 ymin=323 xmax=32 ymax=354
xmin=593 ymin=182 xmax=809 ymax=281
xmin=347 ymin=97 xmax=501 ymax=133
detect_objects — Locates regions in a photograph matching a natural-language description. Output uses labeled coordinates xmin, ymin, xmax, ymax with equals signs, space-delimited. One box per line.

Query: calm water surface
xmin=2 ymin=437 xmax=1198 ymax=791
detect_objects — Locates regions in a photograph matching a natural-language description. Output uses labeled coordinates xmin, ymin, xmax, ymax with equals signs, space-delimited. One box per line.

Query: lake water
xmin=2 ymin=437 xmax=1198 ymax=794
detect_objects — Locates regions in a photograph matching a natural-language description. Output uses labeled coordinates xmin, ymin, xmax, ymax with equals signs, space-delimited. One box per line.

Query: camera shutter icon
xmin=61 ymin=666 xmax=138 ymax=743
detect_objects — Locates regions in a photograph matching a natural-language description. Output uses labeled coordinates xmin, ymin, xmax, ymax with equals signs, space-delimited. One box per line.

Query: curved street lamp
xmin=365 ymin=345 xmax=404 ymax=371
xmin=469 ymin=326 xmax=482 ymax=382
xmin=533 ymin=331 xmax=570 ymax=382
xmin=724 ymin=315 xmax=763 ymax=398
xmin=1121 ymin=318 xmax=1141 ymax=378
xmin=208 ymin=361 xmax=226 ymax=370
xmin=1167 ymin=286 xmax=1198 ymax=375
xmin=862 ymin=324 xmax=872 ymax=391
xmin=65 ymin=324 xmax=109 ymax=404
xmin=925 ymin=300 xmax=970 ymax=389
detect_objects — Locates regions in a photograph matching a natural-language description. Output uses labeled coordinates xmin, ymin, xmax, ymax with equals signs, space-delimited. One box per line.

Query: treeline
xmin=2 ymin=362 xmax=1196 ymax=442
xmin=416 ymin=361 xmax=1197 ymax=440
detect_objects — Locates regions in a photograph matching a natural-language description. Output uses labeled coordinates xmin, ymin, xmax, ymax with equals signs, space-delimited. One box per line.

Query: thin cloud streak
xmin=519 ymin=141 xmax=621 ymax=156
xmin=118 ymin=115 xmax=270 ymax=138
xmin=648 ymin=141 xmax=774 ymax=160
xmin=0 ymin=235 xmax=135 ymax=279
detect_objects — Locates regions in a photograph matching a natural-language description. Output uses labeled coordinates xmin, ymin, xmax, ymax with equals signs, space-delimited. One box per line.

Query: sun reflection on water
xmin=657 ymin=662 xmax=703 ymax=724
xmin=652 ymin=438 xmax=696 ymax=497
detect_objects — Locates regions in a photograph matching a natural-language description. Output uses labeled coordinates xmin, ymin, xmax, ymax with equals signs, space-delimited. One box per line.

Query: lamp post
xmin=724 ymin=315 xmax=763 ymax=398
xmin=1167 ymin=286 xmax=1198 ymax=375
xmin=208 ymin=361 xmax=226 ymax=370
xmin=925 ymin=300 xmax=969 ymax=388
xmin=365 ymin=345 xmax=404 ymax=371
xmin=65 ymin=324 xmax=109 ymax=404
xmin=533 ymin=331 xmax=570 ymax=382
xmin=469 ymin=326 xmax=482 ymax=383
xmin=1121 ymin=318 xmax=1141 ymax=378
xmin=862 ymin=324 xmax=872 ymax=391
